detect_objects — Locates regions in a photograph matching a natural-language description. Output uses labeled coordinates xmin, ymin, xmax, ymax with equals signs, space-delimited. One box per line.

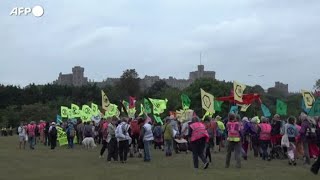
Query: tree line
xmin=0 ymin=69 xmax=314 ymax=127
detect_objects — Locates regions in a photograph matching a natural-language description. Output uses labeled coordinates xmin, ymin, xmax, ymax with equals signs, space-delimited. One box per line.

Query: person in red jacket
xmin=27 ymin=121 xmax=36 ymax=150
xmin=258 ymin=117 xmax=272 ymax=161
xmin=188 ymin=116 xmax=209 ymax=169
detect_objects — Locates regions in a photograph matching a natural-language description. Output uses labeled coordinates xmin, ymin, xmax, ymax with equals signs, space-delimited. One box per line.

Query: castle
xmin=53 ymin=66 xmax=88 ymax=87
xmin=53 ymin=65 xmax=215 ymax=90
xmin=53 ymin=65 xmax=289 ymax=94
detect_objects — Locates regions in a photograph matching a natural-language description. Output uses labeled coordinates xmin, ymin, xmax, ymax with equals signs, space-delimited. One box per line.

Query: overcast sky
xmin=0 ymin=0 xmax=319 ymax=92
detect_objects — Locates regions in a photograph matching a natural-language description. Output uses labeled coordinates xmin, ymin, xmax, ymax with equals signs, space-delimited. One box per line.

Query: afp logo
xmin=10 ymin=6 xmax=44 ymax=17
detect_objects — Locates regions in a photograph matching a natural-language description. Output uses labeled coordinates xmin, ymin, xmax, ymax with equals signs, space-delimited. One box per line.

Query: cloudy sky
xmin=0 ymin=0 xmax=319 ymax=92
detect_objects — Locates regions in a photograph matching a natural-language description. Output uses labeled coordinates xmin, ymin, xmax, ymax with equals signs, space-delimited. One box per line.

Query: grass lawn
xmin=0 ymin=136 xmax=317 ymax=180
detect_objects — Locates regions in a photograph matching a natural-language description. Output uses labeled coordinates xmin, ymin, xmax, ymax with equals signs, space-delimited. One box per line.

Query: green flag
xmin=105 ymin=104 xmax=119 ymax=118
xmin=214 ymin=101 xmax=223 ymax=112
xmin=181 ymin=94 xmax=191 ymax=110
xmin=71 ymin=104 xmax=81 ymax=117
xmin=91 ymin=103 xmax=99 ymax=116
xmin=61 ymin=106 xmax=69 ymax=118
xmin=122 ymin=100 xmax=129 ymax=113
xmin=144 ymin=98 xmax=152 ymax=114
xmin=276 ymin=99 xmax=287 ymax=116
xmin=149 ymin=98 xmax=167 ymax=115
xmin=81 ymin=105 xmax=92 ymax=122
xmin=153 ymin=115 xmax=163 ymax=125
xmin=308 ymin=98 xmax=320 ymax=117
xmin=261 ymin=104 xmax=271 ymax=117
xmin=138 ymin=104 xmax=144 ymax=116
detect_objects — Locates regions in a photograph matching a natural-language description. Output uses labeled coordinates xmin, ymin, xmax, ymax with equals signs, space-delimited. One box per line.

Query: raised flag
xmin=181 ymin=94 xmax=191 ymax=110
xmin=91 ymin=103 xmax=99 ymax=116
xmin=239 ymin=104 xmax=251 ymax=112
xmin=144 ymin=98 xmax=152 ymax=114
xmin=261 ymin=104 xmax=271 ymax=117
xmin=301 ymin=98 xmax=310 ymax=114
xmin=129 ymin=96 xmax=136 ymax=109
xmin=308 ymin=98 xmax=320 ymax=117
xmin=138 ymin=104 xmax=144 ymax=116
xmin=121 ymin=100 xmax=129 ymax=113
xmin=71 ymin=104 xmax=81 ymax=117
xmin=101 ymin=90 xmax=110 ymax=110
xmin=301 ymin=90 xmax=315 ymax=109
xmin=200 ymin=89 xmax=215 ymax=114
xmin=149 ymin=98 xmax=167 ymax=115
xmin=276 ymin=99 xmax=287 ymax=116
xmin=61 ymin=106 xmax=69 ymax=118
xmin=56 ymin=115 xmax=62 ymax=124
xmin=229 ymin=106 xmax=239 ymax=114
xmin=233 ymin=81 xmax=246 ymax=102
xmin=214 ymin=100 xmax=223 ymax=112
xmin=153 ymin=115 xmax=163 ymax=125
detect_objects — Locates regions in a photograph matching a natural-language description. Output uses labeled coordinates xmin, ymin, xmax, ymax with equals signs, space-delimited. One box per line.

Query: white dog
xmin=82 ymin=137 xmax=96 ymax=149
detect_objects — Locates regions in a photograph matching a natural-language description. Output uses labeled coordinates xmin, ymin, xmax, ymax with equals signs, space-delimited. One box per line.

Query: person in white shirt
xmin=115 ymin=118 xmax=131 ymax=163
xmin=18 ymin=122 xmax=27 ymax=149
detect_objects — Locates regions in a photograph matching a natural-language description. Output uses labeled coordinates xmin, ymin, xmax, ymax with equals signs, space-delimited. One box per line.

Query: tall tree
xmin=117 ymin=69 xmax=141 ymax=98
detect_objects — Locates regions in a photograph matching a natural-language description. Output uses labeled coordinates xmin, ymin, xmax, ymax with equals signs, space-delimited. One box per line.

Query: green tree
xmin=117 ymin=69 xmax=141 ymax=98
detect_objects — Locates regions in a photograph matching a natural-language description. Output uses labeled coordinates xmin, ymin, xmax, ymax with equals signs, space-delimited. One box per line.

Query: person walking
xmin=141 ymin=117 xmax=154 ymax=162
xmin=18 ymin=122 xmax=27 ymax=149
xmin=116 ymin=118 xmax=131 ymax=163
xmin=283 ymin=116 xmax=299 ymax=165
xmin=300 ymin=113 xmax=312 ymax=165
xmin=107 ymin=118 xmax=118 ymax=162
xmin=225 ymin=113 xmax=242 ymax=168
xmin=163 ymin=118 xmax=173 ymax=156
xmin=49 ymin=122 xmax=58 ymax=150
xmin=99 ymin=119 xmax=109 ymax=158
xmin=26 ymin=121 xmax=36 ymax=150
xmin=258 ymin=117 xmax=272 ymax=161
xmin=66 ymin=122 xmax=76 ymax=149
xmin=311 ymin=117 xmax=320 ymax=174
xmin=188 ymin=116 xmax=209 ymax=169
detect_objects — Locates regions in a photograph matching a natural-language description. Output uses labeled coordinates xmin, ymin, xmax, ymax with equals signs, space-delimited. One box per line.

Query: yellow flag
xmin=301 ymin=89 xmax=315 ymax=109
xmin=200 ymin=89 xmax=215 ymax=114
xmin=239 ymin=104 xmax=251 ymax=112
xmin=234 ymin=81 xmax=246 ymax=102
xmin=101 ymin=90 xmax=110 ymax=110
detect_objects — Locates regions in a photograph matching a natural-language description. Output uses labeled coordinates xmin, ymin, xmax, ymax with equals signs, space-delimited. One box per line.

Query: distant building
xmin=53 ymin=66 xmax=88 ymax=86
xmin=189 ymin=65 xmax=216 ymax=81
xmin=267 ymin=81 xmax=289 ymax=95
xmin=55 ymin=65 xmax=215 ymax=90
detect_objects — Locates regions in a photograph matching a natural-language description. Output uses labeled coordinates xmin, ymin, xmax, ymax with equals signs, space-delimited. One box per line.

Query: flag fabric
xmin=261 ymin=104 xmax=271 ymax=117
xmin=61 ymin=106 xmax=69 ymax=118
xmin=149 ymin=98 xmax=167 ymax=115
xmin=128 ymin=108 xmax=136 ymax=118
xmin=153 ymin=115 xmax=163 ymax=125
xmin=101 ymin=90 xmax=110 ymax=110
xmin=229 ymin=106 xmax=238 ymax=114
xmin=138 ymin=104 xmax=144 ymax=116
xmin=233 ymin=81 xmax=246 ymax=102
xmin=81 ymin=105 xmax=92 ymax=122
xmin=214 ymin=100 xmax=223 ymax=112
xmin=240 ymin=104 xmax=251 ymax=112
xmin=301 ymin=90 xmax=315 ymax=109
xmin=67 ymin=109 xmax=73 ymax=119
xmin=71 ymin=104 xmax=81 ymax=118
xmin=301 ymin=98 xmax=310 ymax=114
xmin=91 ymin=103 xmax=99 ymax=116
xmin=129 ymin=96 xmax=136 ymax=109
xmin=105 ymin=104 xmax=120 ymax=118
xmin=144 ymin=98 xmax=152 ymax=114
xmin=308 ymin=98 xmax=320 ymax=117
xmin=276 ymin=99 xmax=287 ymax=116
xmin=56 ymin=115 xmax=62 ymax=124
xmin=200 ymin=89 xmax=215 ymax=114
xmin=121 ymin=100 xmax=129 ymax=113
xmin=202 ymin=111 xmax=213 ymax=120
xmin=181 ymin=94 xmax=191 ymax=110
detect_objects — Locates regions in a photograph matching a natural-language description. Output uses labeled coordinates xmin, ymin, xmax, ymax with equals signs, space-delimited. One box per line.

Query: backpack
xmin=50 ymin=127 xmax=57 ymax=137
xmin=69 ymin=128 xmax=75 ymax=137
xmin=153 ymin=126 xmax=162 ymax=138
xmin=306 ymin=123 xmax=317 ymax=141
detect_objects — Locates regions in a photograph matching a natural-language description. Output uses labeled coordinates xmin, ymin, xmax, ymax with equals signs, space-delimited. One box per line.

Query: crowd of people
xmin=10 ymin=112 xmax=320 ymax=175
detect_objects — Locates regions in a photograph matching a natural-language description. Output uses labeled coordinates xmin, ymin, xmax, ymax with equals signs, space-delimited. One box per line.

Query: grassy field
xmin=0 ymin=136 xmax=317 ymax=180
